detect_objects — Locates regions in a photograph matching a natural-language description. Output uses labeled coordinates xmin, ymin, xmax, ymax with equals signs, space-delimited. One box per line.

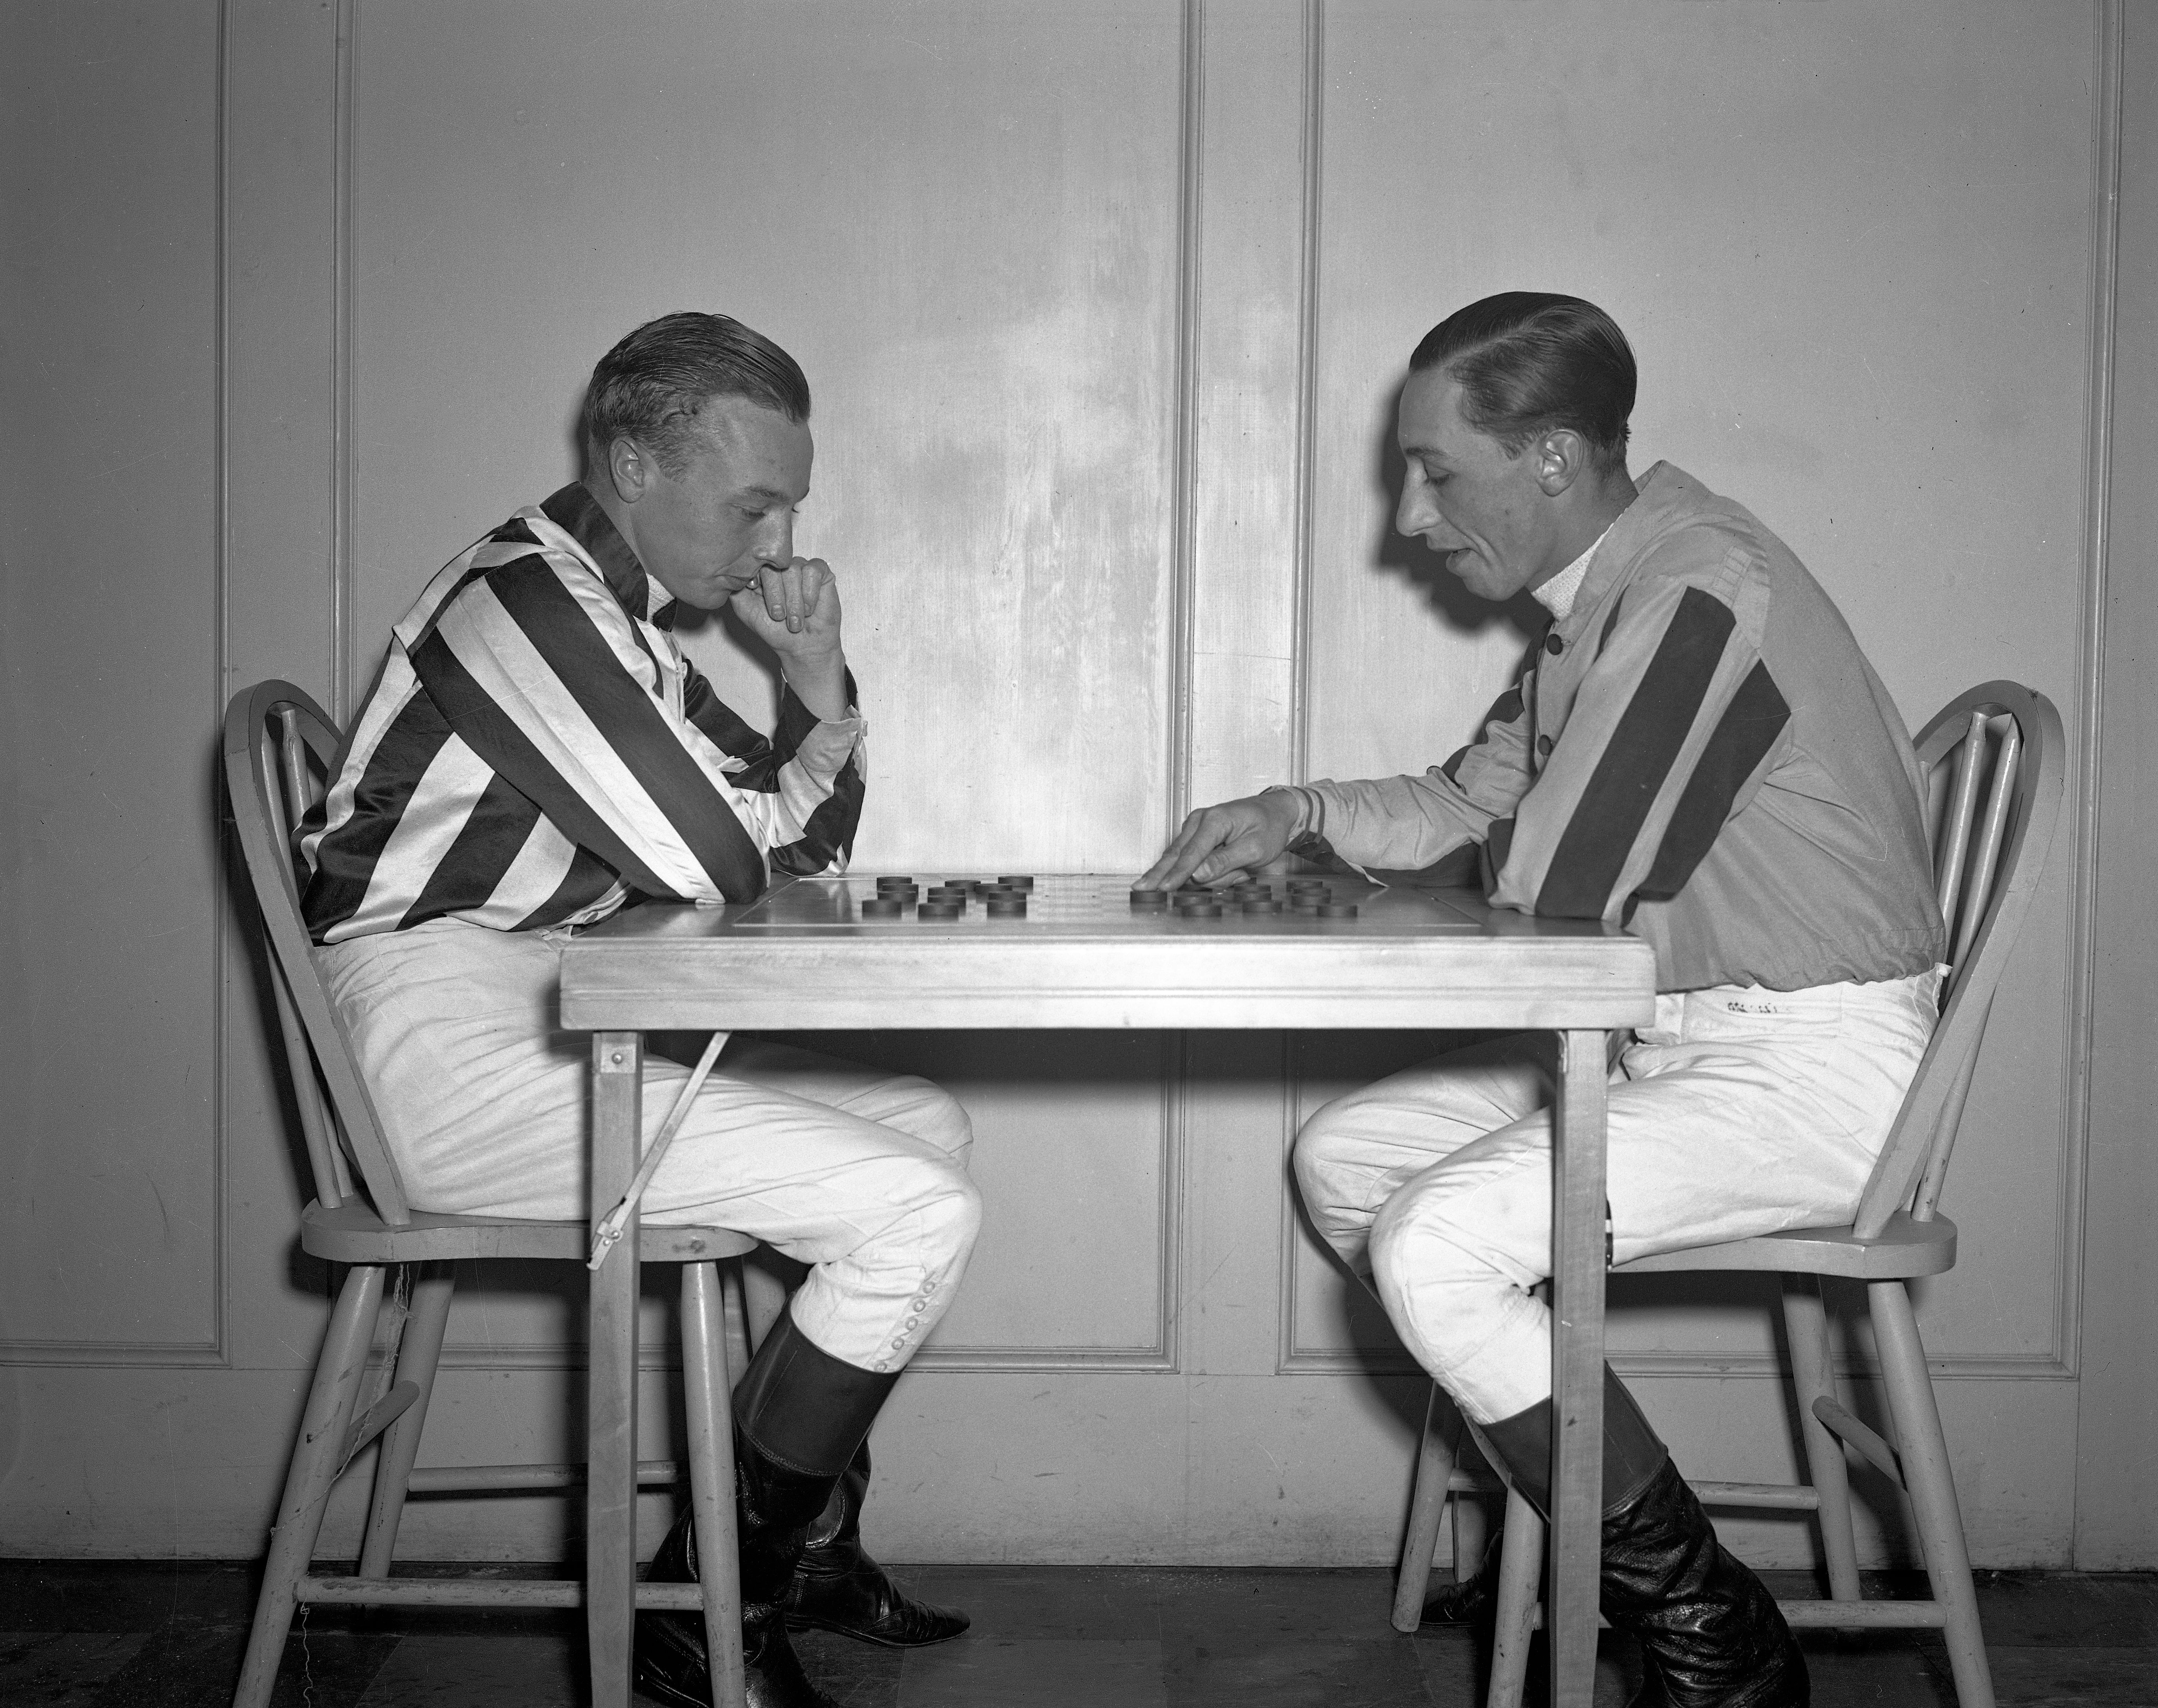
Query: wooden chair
xmin=223 ymin=680 xmax=758 ymax=1708
xmin=1391 ymin=681 xmax=2065 ymax=1708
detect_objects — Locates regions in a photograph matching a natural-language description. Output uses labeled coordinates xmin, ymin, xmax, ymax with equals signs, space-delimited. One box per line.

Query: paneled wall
xmin=3 ymin=0 xmax=2151 ymax=1571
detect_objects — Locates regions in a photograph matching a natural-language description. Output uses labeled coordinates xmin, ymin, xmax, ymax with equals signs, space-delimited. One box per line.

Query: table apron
xmin=561 ymin=942 xmax=1655 ymax=1033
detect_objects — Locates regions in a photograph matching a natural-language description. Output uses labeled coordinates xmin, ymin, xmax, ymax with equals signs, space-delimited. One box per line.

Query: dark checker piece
xmin=1290 ymin=902 xmax=1322 ymax=916
xmin=1179 ymin=902 xmax=1222 ymax=918
xmin=876 ymin=875 xmax=915 ymax=890
xmin=996 ymin=875 xmax=1036 ymax=891
xmin=986 ymin=900 xmax=1027 ymax=918
xmin=1242 ymin=898 xmax=1282 ymax=915
xmin=1317 ymin=902 xmax=1359 ymax=918
xmin=1129 ymin=888 xmax=1168 ymax=908
xmin=919 ymin=901 xmax=962 ymax=920
xmin=859 ymin=897 xmax=903 ymax=918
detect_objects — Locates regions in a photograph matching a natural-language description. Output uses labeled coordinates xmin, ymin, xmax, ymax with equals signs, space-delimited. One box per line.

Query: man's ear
xmin=605 ymin=436 xmax=652 ymax=505
xmin=1533 ymin=428 xmax=1588 ymax=497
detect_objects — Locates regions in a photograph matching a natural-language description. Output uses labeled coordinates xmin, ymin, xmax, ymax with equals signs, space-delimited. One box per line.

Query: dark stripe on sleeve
xmin=513 ymin=842 xmax=623 ymax=931
xmin=1636 ymin=660 xmax=1791 ymax=902
xmin=682 ymin=665 xmax=776 ymax=777
xmin=1598 ymin=594 xmax=1626 ymax=656
xmin=300 ymin=691 xmax=456 ymax=939
xmin=771 ymin=750 xmax=866 ymax=875
xmin=409 ymin=627 xmax=684 ymax=901
xmin=395 ymin=770 xmax=545 ymax=930
xmin=406 ymin=521 xmax=545 ymax=651
xmin=482 ymin=561 xmax=767 ymax=899
xmin=1535 ymin=586 xmax=1736 ymax=920
xmin=1442 ymin=684 xmax=1527 ymax=783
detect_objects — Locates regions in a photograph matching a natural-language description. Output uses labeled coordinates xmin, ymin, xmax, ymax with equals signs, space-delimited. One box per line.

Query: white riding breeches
xmin=315 ymin=917 xmax=981 ymax=1373
xmin=1292 ymin=971 xmax=1941 ymax=1424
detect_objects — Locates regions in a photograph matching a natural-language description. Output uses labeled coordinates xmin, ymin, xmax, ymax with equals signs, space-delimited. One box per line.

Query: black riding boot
xmin=785 ymin=1441 xmax=969 ymax=1646
xmin=636 ymin=1312 xmax=901 ymax=1708
xmin=1477 ymin=1370 xmax=1808 ymax=1708
xmin=1419 ymin=1530 xmax=1504 ymax=1625
xmin=1421 ymin=1367 xmax=1661 ymax=1627
xmin=1599 ymin=1463 xmax=1809 ymax=1708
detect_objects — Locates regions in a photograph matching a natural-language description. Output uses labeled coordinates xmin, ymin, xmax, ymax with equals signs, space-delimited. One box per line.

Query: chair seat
xmin=301 ymin=1199 xmax=759 ymax=1265
xmin=1613 ymin=1211 xmax=1956 ymax=1281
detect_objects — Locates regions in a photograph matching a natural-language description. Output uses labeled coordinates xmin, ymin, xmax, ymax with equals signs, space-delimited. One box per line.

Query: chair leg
xmin=1872 ymin=1281 xmax=1995 ymax=1708
xmin=1455 ymin=1476 xmax=1489 ymax=1586
xmin=1782 ymin=1276 xmax=1863 ymax=1604
xmin=1393 ymin=1382 xmax=1460 ymax=1632
xmin=683 ymin=1261 xmax=747 ymax=1708
xmin=232 ymin=1263 xmax=387 ymax=1708
xmin=1486 ymin=1481 xmax=1544 ymax=1708
xmin=356 ymin=1263 xmax=457 ymax=1580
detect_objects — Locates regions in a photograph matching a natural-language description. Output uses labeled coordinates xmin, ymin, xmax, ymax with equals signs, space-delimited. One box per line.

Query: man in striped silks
xmin=301 ymin=313 xmax=976 ymax=1708
xmin=1143 ymin=293 xmax=1947 ymax=1708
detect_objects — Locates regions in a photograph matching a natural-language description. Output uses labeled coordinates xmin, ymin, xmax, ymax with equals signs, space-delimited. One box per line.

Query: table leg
xmin=1549 ymin=1030 xmax=1610 ymax=1708
xmin=589 ymin=1031 xmax=643 ymax=1708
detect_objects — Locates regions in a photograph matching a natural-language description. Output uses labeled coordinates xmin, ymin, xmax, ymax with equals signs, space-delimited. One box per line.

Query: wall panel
xmin=0 ymin=0 xmax=226 ymax=1357
xmin=349 ymin=0 xmax=1184 ymax=876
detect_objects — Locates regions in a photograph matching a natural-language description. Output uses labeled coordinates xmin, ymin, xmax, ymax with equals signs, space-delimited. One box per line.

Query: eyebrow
xmin=737 ymin=484 xmax=805 ymax=505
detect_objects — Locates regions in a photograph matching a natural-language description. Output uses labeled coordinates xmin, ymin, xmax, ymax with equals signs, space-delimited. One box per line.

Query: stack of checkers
xmin=1126 ymin=876 xmax=1357 ymax=919
xmin=861 ymin=875 xmax=1036 ymax=921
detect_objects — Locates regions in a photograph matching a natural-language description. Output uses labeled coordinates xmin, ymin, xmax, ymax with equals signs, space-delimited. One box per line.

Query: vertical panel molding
xmin=2059 ymin=0 xmax=2123 ymax=1383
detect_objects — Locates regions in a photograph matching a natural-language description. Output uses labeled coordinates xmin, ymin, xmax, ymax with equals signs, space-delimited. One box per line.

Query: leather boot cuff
xmin=734 ymin=1310 xmax=900 ymax=1478
xmin=1599 ymin=1367 xmax=1668 ymax=1515
xmin=1477 ymin=1366 xmax=1669 ymax=1522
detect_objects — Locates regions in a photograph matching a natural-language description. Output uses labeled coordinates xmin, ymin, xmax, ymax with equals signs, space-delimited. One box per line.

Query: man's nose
xmin=1397 ymin=485 xmax=1440 ymax=539
xmin=759 ymin=512 xmax=795 ymax=566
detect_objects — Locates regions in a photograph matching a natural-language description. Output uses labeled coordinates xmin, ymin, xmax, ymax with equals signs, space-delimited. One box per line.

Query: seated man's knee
xmin=1290 ymin=1097 xmax=1384 ymax=1247
xmin=917 ymin=1158 xmax=984 ymax=1267
xmin=888 ymin=1075 xmax=976 ymax=1164
xmin=1368 ymin=1184 xmax=1491 ymax=1367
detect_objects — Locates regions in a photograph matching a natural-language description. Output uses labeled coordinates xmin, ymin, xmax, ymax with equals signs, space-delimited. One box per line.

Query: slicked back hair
xmin=581 ymin=312 xmax=810 ymax=477
xmin=1409 ymin=293 xmax=1635 ymax=478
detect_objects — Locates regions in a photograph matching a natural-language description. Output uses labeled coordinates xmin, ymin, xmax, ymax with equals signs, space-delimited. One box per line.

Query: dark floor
xmin=3 ymin=1559 xmax=2154 ymax=1707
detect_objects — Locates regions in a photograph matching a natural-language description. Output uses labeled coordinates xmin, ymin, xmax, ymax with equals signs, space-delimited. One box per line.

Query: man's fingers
xmin=1139 ymin=810 xmax=1239 ymax=892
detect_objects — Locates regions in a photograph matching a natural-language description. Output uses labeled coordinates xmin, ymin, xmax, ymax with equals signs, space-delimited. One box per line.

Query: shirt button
xmin=1545 ymin=632 xmax=1564 ymax=655
xmin=1537 ymin=735 xmax=1553 ymax=756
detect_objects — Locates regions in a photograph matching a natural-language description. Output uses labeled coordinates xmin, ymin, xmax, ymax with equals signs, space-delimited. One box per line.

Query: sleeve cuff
xmin=790 ymin=709 xmax=865 ymax=774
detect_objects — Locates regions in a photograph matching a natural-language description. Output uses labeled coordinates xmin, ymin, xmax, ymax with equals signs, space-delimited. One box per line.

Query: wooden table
xmin=558 ymin=875 xmax=1657 ymax=1708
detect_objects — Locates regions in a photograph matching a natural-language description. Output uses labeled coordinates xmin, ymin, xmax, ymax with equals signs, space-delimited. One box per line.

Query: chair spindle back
xmin=1850 ymin=682 xmax=2062 ymax=1238
xmin=225 ymin=681 xmax=415 ymax=1223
